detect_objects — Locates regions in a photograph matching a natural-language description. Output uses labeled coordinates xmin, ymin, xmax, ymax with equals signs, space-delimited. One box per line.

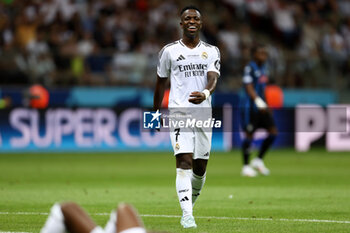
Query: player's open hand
xmin=188 ymin=91 xmax=205 ymax=104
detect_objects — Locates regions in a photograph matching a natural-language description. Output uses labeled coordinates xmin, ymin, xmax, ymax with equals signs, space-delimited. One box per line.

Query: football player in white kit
xmin=153 ymin=6 xmax=220 ymax=229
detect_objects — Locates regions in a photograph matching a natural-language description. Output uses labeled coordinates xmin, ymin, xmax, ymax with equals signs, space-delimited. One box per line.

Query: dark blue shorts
xmin=240 ymin=109 xmax=276 ymax=133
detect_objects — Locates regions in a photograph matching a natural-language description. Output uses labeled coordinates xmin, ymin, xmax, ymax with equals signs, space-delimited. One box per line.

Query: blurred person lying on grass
xmin=41 ymin=202 xmax=163 ymax=233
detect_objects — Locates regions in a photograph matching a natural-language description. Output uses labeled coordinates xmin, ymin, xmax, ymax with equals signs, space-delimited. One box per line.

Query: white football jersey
xmin=157 ymin=39 xmax=220 ymax=109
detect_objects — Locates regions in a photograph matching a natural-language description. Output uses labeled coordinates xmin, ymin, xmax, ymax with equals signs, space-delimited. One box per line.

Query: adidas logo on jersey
xmin=180 ymin=196 xmax=189 ymax=202
xmin=176 ymin=55 xmax=185 ymax=61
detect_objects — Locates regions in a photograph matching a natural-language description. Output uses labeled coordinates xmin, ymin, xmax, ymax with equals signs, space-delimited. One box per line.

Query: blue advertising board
xmin=0 ymin=106 xmax=293 ymax=152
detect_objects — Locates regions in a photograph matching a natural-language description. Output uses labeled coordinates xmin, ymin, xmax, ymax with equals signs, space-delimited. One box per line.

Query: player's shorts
xmin=170 ymin=126 xmax=212 ymax=160
xmin=168 ymin=109 xmax=212 ymax=160
xmin=240 ymin=109 xmax=276 ymax=134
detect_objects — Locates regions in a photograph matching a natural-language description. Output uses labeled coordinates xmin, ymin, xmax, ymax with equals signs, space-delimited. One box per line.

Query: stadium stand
xmin=0 ymin=0 xmax=350 ymax=95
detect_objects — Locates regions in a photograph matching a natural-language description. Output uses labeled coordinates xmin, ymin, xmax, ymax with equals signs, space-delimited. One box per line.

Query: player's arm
xmin=244 ymin=82 xmax=267 ymax=110
xmin=244 ymin=83 xmax=258 ymax=100
xmin=154 ymin=47 xmax=170 ymax=110
xmin=153 ymin=76 xmax=167 ymax=111
xmin=243 ymin=66 xmax=267 ymax=110
xmin=189 ymin=71 xmax=218 ymax=104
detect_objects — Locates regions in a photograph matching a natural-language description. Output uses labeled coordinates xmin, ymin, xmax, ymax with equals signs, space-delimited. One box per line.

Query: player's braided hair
xmin=180 ymin=5 xmax=201 ymax=16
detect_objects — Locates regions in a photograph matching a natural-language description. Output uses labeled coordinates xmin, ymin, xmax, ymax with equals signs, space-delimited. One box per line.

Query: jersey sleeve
xmin=157 ymin=47 xmax=171 ymax=78
xmin=207 ymin=46 xmax=221 ymax=76
xmin=242 ymin=65 xmax=253 ymax=84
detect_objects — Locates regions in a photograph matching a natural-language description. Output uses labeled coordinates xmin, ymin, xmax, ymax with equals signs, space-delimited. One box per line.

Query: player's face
xmin=180 ymin=9 xmax=202 ymax=39
xmin=255 ymin=47 xmax=268 ymax=63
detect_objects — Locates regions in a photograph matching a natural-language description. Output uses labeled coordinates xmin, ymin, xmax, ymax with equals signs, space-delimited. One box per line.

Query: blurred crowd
xmin=1 ymin=0 xmax=350 ymax=90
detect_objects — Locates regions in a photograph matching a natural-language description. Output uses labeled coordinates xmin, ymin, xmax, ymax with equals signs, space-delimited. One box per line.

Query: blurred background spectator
xmin=1 ymin=0 xmax=350 ymax=94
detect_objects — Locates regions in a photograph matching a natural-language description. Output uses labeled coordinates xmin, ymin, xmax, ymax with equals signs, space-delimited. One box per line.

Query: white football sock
xmin=191 ymin=172 xmax=206 ymax=207
xmin=176 ymin=168 xmax=193 ymax=217
xmin=40 ymin=203 xmax=66 ymax=233
xmin=104 ymin=211 xmax=117 ymax=233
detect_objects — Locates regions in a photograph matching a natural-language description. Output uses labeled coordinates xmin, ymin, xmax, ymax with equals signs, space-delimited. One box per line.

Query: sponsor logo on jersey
xmin=180 ymin=196 xmax=189 ymax=202
xmin=178 ymin=63 xmax=208 ymax=77
xmin=176 ymin=55 xmax=186 ymax=61
xmin=178 ymin=63 xmax=207 ymax=71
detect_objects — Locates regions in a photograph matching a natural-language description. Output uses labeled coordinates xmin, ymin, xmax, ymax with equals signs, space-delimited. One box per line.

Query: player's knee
xmin=193 ymin=166 xmax=206 ymax=176
xmin=61 ymin=201 xmax=78 ymax=210
xmin=193 ymin=159 xmax=207 ymax=176
xmin=117 ymin=203 xmax=133 ymax=214
xmin=60 ymin=202 xmax=79 ymax=215
xmin=176 ymin=153 xmax=192 ymax=169
xmin=178 ymin=160 xmax=192 ymax=169
xmin=117 ymin=203 xmax=144 ymax=230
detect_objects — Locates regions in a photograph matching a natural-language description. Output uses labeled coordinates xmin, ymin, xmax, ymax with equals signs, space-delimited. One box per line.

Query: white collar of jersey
xmin=179 ymin=39 xmax=202 ymax=49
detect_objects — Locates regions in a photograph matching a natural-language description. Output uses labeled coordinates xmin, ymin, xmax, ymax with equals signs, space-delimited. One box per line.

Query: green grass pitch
xmin=1 ymin=148 xmax=350 ymax=233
